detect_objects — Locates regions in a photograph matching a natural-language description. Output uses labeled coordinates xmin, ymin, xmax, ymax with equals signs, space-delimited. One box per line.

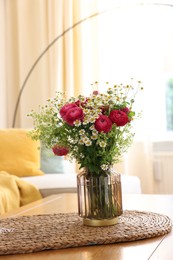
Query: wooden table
xmin=0 ymin=193 xmax=173 ymax=260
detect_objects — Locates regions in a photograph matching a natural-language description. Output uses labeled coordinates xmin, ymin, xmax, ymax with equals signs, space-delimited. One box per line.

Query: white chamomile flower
xmin=79 ymin=96 xmax=85 ymax=102
xmin=83 ymin=108 xmax=88 ymax=114
xmin=85 ymin=139 xmax=92 ymax=146
xmin=101 ymin=164 xmax=109 ymax=170
xmin=68 ymin=137 xmax=73 ymax=143
xmin=90 ymin=125 xmax=95 ymax=130
xmin=91 ymin=134 xmax=98 ymax=140
xmin=92 ymin=129 xmax=98 ymax=135
xmin=89 ymin=116 xmax=96 ymax=123
xmin=98 ymin=141 xmax=107 ymax=148
xmin=68 ymin=136 xmax=78 ymax=144
xmin=82 ymin=136 xmax=89 ymax=143
xmin=79 ymin=129 xmax=85 ymax=135
xmin=80 ymin=153 xmax=85 ymax=158
xmin=79 ymin=139 xmax=84 ymax=145
xmin=74 ymin=120 xmax=81 ymax=126
xmin=73 ymin=146 xmax=78 ymax=151
xmin=83 ymin=118 xmax=90 ymax=125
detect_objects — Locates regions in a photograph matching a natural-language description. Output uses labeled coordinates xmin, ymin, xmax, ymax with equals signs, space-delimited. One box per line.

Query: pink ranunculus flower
xmin=75 ymin=98 xmax=89 ymax=108
xmin=94 ymin=115 xmax=112 ymax=133
xmin=121 ymin=107 xmax=131 ymax=122
xmin=60 ymin=103 xmax=77 ymax=119
xmin=100 ymin=105 xmax=109 ymax=114
xmin=75 ymin=100 xmax=81 ymax=107
xmin=52 ymin=145 xmax=69 ymax=156
xmin=121 ymin=107 xmax=130 ymax=114
xmin=64 ymin=107 xmax=84 ymax=126
xmin=93 ymin=90 xmax=99 ymax=95
xmin=109 ymin=110 xmax=129 ymax=126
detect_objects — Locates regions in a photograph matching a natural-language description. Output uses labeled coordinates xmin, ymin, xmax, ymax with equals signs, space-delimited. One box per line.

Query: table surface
xmin=0 ymin=193 xmax=173 ymax=260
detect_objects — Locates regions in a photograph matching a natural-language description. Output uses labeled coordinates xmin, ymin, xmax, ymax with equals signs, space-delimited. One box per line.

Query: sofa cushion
xmin=0 ymin=129 xmax=44 ymax=177
xmin=40 ymin=145 xmax=65 ymax=173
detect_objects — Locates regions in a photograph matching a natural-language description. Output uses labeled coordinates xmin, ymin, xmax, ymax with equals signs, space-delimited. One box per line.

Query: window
xmin=166 ymin=78 xmax=173 ymax=131
xmin=81 ymin=2 xmax=173 ymax=141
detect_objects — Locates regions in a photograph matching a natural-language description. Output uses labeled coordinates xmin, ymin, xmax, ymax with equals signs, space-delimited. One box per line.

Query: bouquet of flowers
xmin=28 ymin=81 xmax=142 ymax=176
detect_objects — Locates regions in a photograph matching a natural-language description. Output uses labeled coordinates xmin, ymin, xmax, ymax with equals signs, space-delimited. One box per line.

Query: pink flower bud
xmin=93 ymin=90 xmax=99 ymax=95
xmin=52 ymin=145 xmax=69 ymax=156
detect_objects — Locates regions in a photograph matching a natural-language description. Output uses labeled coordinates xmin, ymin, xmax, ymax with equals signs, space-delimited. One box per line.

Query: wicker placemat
xmin=0 ymin=210 xmax=172 ymax=255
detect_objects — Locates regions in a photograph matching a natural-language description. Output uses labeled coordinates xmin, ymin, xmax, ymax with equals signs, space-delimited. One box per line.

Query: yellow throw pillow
xmin=0 ymin=129 xmax=44 ymax=177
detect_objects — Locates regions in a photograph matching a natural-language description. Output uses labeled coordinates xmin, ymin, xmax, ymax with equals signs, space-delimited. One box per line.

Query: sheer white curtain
xmin=80 ymin=2 xmax=173 ymax=193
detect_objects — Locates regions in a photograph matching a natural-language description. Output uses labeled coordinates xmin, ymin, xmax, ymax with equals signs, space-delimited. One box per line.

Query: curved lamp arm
xmin=12 ymin=9 xmax=109 ymax=127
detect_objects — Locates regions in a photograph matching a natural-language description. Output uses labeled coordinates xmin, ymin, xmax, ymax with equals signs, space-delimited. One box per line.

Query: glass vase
xmin=77 ymin=167 xmax=123 ymax=226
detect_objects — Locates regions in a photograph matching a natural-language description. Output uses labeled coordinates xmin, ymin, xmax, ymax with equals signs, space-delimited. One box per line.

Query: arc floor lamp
xmin=12 ymin=2 xmax=172 ymax=127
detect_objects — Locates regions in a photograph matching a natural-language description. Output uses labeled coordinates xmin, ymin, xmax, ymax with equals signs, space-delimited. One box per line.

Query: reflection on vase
xmin=77 ymin=167 xmax=123 ymax=226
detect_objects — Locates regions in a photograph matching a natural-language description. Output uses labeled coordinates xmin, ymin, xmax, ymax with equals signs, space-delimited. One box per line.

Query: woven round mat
xmin=0 ymin=210 xmax=172 ymax=255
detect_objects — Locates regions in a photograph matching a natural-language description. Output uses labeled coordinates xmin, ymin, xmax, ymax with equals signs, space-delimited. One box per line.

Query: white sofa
xmin=0 ymin=129 xmax=142 ymax=204
xmin=22 ymin=165 xmax=142 ymax=197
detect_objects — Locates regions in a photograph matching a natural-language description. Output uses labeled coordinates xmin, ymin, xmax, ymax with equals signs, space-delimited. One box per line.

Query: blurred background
xmin=1 ymin=0 xmax=173 ymax=194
